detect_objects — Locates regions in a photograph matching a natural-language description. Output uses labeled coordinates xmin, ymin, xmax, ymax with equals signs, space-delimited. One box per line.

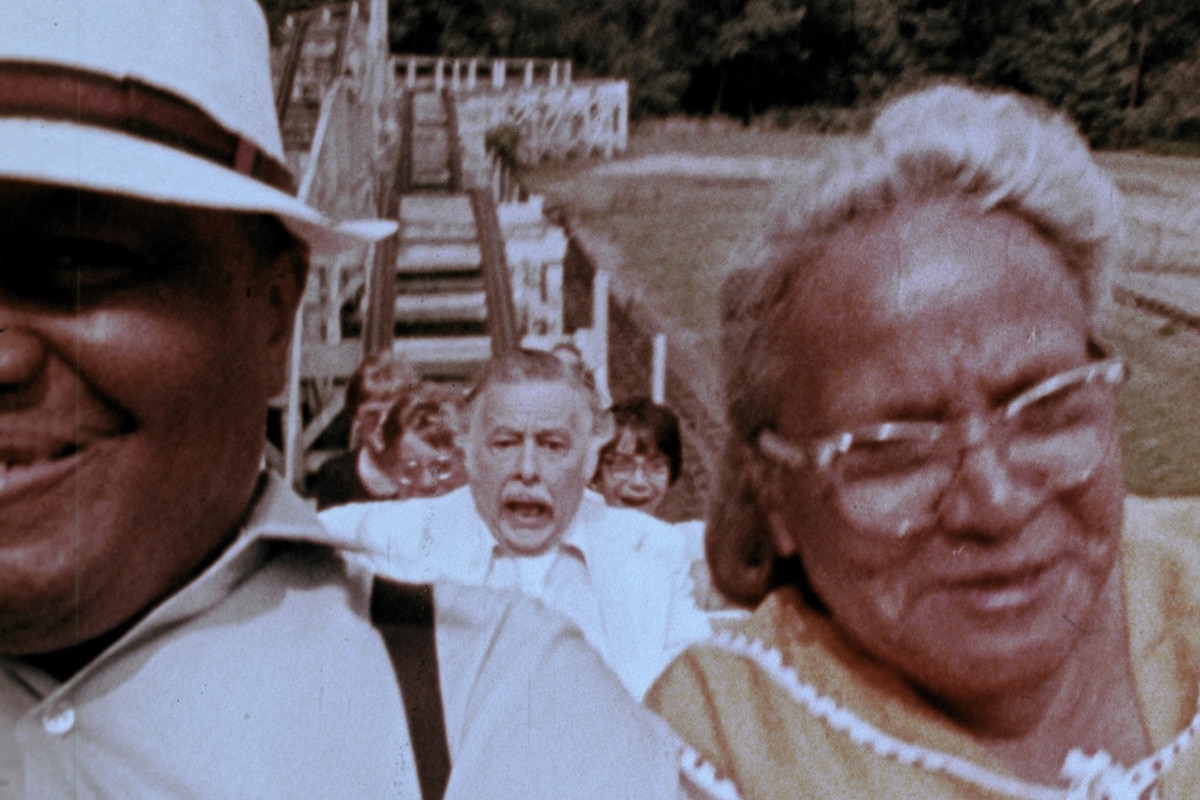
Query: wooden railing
xmin=457 ymin=80 xmax=629 ymax=170
xmin=273 ymin=3 xmax=358 ymax=120
xmin=442 ymin=88 xmax=465 ymax=192
xmin=281 ymin=70 xmax=392 ymax=485
xmin=470 ymin=189 xmax=520 ymax=356
xmin=394 ymin=56 xmax=573 ymax=93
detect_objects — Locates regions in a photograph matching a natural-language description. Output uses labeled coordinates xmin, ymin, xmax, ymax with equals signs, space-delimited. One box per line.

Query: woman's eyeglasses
xmin=602 ymin=453 xmax=671 ymax=481
xmin=756 ymin=359 xmax=1127 ymax=539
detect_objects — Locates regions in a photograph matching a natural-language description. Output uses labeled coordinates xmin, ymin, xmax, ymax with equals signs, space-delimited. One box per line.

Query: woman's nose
xmin=626 ymin=463 xmax=651 ymax=487
xmin=0 ymin=326 xmax=48 ymax=388
xmin=937 ymin=441 xmax=1043 ymax=539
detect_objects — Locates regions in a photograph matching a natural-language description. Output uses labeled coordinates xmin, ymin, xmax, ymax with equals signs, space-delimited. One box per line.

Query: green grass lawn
xmin=528 ymin=127 xmax=1200 ymax=494
xmin=1105 ymin=303 xmax=1200 ymax=494
xmin=621 ymin=120 xmax=837 ymax=159
xmin=536 ymin=173 xmax=774 ymax=338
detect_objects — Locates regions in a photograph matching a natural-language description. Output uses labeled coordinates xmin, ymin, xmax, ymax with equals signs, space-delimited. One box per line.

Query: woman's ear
xmin=749 ymin=456 xmax=801 ymax=559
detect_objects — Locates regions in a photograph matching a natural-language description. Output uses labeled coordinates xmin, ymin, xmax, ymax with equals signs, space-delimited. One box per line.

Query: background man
xmin=0 ymin=2 xmax=687 ymax=797
xmin=308 ymin=351 xmax=422 ymax=509
xmin=321 ymin=349 xmax=712 ymax=698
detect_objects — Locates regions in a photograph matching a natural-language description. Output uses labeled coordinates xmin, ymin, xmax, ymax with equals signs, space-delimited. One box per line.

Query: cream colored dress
xmin=648 ymin=496 xmax=1200 ymax=800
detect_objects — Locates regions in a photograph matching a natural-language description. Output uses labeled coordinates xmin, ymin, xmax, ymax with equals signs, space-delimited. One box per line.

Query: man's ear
xmin=457 ymin=400 xmax=480 ymax=480
xmin=258 ymin=247 xmax=308 ymax=398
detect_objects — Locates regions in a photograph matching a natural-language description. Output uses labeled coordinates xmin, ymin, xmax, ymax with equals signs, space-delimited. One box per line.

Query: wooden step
xmin=411 ymin=170 xmax=452 ymax=189
xmin=399 ymin=195 xmax=476 ymax=239
xmin=396 ymin=242 xmax=481 ymax=272
xmin=394 ymin=272 xmax=485 ymax=295
xmin=394 ymin=320 xmax=488 ymax=339
xmin=392 ymin=336 xmax=492 ymax=379
xmin=411 ymin=91 xmax=447 ymax=120
xmin=394 ymin=290 xmax=487 ymax=323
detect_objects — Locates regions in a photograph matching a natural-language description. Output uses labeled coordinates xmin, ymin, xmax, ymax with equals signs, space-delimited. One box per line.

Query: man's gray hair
xmin=708 ymin=83 xmax=1127 ymax=606
xmin=463 ymin=348 xmax=613 ymax=440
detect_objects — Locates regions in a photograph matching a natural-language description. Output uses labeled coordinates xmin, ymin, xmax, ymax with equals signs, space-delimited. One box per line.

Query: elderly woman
xmin=647 ymin=85 xmax=1200 ymax=800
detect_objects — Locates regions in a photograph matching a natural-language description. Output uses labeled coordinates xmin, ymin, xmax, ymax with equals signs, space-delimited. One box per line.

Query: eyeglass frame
xmin=754 ymin=358 xmax=1127 ymax=535
xmin=601 ymin=452 xmax=672 ymax=481
xmin=394 ymin=451 xmax=461 ymax=488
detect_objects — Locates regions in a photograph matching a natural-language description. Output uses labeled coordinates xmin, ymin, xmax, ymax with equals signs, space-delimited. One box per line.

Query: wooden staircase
xmin=269 ymin=1 xmax=581 ymax=485
xmin=273 ymin=4 xmax=357 ymax=176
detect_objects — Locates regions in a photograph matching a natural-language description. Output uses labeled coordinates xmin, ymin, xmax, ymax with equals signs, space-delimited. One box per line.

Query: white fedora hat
xmin=0 ymin=0 xmax=395 ymax=255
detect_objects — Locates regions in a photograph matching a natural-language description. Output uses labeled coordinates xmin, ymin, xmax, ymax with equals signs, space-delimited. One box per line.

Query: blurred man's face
xmin=355 ymin=396 xmax=397 ymax=455
xmin=466 ymin=380 xmax=592 ymax=555
xmin=0 ymin=183 xmax=300 ymax=655
xmin=394 ymin=431 xmax=466 ymax=498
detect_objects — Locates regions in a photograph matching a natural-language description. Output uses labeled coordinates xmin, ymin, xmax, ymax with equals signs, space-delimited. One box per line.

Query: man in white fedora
xmin=0 ymin=2 xmax=688 ymax=798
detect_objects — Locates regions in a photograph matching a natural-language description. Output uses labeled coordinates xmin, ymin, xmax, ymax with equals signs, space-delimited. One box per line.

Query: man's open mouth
xmin=502 ymin=498 xmax=553 ymax=528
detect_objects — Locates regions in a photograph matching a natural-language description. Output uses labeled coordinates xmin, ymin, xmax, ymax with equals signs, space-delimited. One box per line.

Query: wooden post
xmin=549 ymin=61 xmax=559 ymax=87
xmin=651 ymin=333 xmax=667 ymax=404
xmin=592 ymin=270 xmax=610 ymax=403
xmin=563 ymin=61 xmax=572 ymax=85
xmin=523 ymin=60 xmax=534 ymax=88
xmin=614 ymin=83 xmax=628 ymax=155
xmin=451 ymin=59 xmax=461 ymax=92
xmin=467 ymin=58 xmax=477 ymax=91
xmin=434 ymin=58 xmax=445 ymax=91
xmin=492 ymin=59 xmax=505 ymax=89
xmin=405 ymin=57 xmax=416 ymax=89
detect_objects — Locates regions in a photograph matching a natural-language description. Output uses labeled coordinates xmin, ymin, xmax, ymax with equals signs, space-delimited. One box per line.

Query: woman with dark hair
xmin=594 ymin=398 xmax=731 ymax=612
xmin=646 ymin=84 xmax=1200 ymax=799
xmin=594 ymin=397 xmax=683 ymax=517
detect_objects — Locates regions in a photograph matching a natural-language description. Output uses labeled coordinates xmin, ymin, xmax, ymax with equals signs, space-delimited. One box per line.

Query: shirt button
xmin=42 ymin=704 xmax=76 ymax=736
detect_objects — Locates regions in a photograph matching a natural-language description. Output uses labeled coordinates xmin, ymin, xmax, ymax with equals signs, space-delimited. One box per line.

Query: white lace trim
xmin=679 ymin=744 xmax=745 ymax=800
xmin=701 ymin=631 xmax=1200 ymax=800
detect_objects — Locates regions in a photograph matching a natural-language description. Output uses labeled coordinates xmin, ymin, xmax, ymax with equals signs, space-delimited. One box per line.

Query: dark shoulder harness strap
xmin=370 ymin=578 xmax=451 ymax=800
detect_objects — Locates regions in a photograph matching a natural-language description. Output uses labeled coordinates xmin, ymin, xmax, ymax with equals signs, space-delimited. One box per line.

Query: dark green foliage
xmin=980 ymin=0 xmax=1133 ymax=145
xmin=258 ymin=0 xmax=1200 ymax=145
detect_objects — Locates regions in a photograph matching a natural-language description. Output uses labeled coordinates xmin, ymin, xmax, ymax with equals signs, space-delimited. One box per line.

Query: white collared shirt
xmin=320 ymin=487 xmax=712 ymax=698
xmin=485 ymin=530 xmax=610 ymax=665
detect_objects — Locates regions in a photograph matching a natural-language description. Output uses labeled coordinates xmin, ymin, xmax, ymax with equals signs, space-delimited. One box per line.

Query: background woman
xmin=594 ymin=398 xmax=732 ymax=611
xmin=594 ymin=397 xmax=683 ymax=517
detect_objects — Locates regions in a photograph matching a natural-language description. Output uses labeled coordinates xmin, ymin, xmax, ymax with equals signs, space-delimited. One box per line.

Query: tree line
xmin=264 ymin=0 xmax=1200 ymax=146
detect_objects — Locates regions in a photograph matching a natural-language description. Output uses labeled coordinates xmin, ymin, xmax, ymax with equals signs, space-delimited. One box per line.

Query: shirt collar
xmin=6 ymin=473 xmax=332 ymax=698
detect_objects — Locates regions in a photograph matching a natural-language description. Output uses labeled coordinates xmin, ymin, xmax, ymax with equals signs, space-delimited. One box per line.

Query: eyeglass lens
xmin=833 ymin=371 xmax=1119 ymax=538
xmin=605 ymin=454 xmax=669 ymax=479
